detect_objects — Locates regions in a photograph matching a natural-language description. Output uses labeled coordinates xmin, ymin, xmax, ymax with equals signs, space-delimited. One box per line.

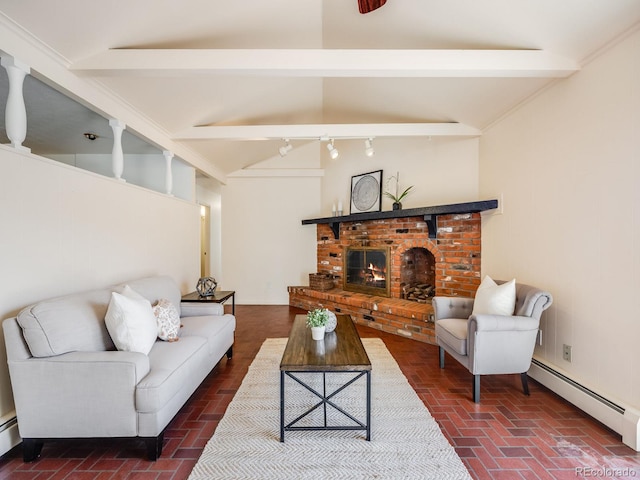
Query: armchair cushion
xmin=435 ymin=318 xmax=468 ymax=355
xmin=471 ymin=276 xmax=516 ymax=316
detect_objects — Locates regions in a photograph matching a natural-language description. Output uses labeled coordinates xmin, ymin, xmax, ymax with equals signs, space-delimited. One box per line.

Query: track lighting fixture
xmin=279 ymin=139 xmax=292 ymax=157
xmin=327 ymin=139 xmax=339 ymax=160
xmin=365 ymin=138 xmax=375 ymax=157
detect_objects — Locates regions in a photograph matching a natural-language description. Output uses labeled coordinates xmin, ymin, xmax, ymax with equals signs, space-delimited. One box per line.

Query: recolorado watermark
xmin=575 ymin=466 xmax=637 ymax=477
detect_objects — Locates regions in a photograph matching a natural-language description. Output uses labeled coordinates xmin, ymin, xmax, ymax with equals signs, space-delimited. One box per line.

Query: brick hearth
xmin=289 ymin=211 xmax=484 ymax=345
xmin=288 ymin=286 xmax=436 ymax=343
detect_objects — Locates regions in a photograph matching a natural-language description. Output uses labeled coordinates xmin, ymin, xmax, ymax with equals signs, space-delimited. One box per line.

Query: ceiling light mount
xmin=278 ymin=138 xmax=292 ymax=157
xmin=83 ymin=132 xmax=98 ymax=141
xmin=365 ymin=137 xmax=375 ymax=157
xmin=326 ymin=139 xmax=339 ymax=160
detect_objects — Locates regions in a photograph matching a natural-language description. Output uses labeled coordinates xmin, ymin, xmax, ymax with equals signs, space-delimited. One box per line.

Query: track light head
xmin=327 ymin=139 xmax=339 ymax=160
xmin=279 ymin=139 xmax=292 ymax=157
xmin=365 ymin=138 xmax=375 ymax=157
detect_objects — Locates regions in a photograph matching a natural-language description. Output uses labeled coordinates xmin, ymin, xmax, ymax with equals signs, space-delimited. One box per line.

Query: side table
xmin=181 ymin=290 xmax=235 ymax=315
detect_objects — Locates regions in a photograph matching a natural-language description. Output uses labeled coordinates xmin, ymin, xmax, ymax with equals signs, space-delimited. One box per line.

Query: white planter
xmin=311 ymin=326 xmax=326 ymax=340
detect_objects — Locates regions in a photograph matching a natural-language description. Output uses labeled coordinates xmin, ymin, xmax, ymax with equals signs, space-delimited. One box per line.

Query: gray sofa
xmin=2 ymin=275 xmax=235 ymax=461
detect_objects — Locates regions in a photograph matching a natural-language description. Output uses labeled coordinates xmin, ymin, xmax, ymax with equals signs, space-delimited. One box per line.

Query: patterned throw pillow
xmin=153 ymin=299 xmax=181 ymax=342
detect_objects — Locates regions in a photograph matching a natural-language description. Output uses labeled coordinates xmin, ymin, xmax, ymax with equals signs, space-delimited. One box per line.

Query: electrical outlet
xmin=563 ymin=344 xmax=572 ymax=362
xmin=538 ymin=329 xmax=543 ymax=346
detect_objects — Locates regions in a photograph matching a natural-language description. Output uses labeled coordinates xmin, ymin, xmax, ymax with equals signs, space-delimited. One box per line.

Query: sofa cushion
xmin=179 ymin=314 xmax=236 ymax=356
xmin=472 ymin=275 xmax=516 ymax=316
xmin=105 ymin=286 xmax=158 ymax=355
xmin=16 ymin=288 xmax=114 ymax=357
xmin=136 ymin=336 xmax=208 ymax=413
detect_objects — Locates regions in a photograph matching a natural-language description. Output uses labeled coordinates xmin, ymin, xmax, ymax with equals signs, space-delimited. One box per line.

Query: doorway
xmin=200 ymin=204 xmax=211 ymax=277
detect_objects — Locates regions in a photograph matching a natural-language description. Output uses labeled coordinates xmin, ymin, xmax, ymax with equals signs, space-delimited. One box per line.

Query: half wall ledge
xmin=302 ymin=199 xmax=498 ymax=239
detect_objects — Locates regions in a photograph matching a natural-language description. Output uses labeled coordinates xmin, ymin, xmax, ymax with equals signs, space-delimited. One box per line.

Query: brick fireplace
xmin=289 ymin=201 xmax=496 ymax=344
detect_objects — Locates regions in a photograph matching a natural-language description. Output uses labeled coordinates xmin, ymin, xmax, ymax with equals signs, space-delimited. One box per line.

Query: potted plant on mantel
xmin=384 ymin=172 xmax=414 ymax=210
xmin=306 ymin=308 xmax=329 ymax=340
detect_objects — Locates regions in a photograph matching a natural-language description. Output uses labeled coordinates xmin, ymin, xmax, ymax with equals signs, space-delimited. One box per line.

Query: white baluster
xmin=109 ymin=118 xmax=126 ymax=181
xmin=1 ymin=56 xmax=30 ymax=152
xmin=163 ymin=150 xmax=174 ymax=195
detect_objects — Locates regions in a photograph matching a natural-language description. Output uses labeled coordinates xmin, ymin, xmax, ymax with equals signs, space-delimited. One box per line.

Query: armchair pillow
xmin=471 ymin=275 xmax=516 ymax=316
xmin=105 ymin=285 xmax=158 ymax=354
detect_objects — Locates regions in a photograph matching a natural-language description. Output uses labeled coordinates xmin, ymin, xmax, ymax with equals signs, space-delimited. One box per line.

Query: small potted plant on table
xmin=306 ymin=308 xmax=329 ymax=340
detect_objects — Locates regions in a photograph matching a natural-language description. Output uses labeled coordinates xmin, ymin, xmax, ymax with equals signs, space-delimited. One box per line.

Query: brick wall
xmin=290 ymin=212 xmax=483 ymax=344
xmin=317 ymin=212 xmax=482 ymax=298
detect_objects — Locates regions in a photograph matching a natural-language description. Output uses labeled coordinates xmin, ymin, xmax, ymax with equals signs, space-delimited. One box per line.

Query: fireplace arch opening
xmin=400 ymin=247 xmax=436 ymax=303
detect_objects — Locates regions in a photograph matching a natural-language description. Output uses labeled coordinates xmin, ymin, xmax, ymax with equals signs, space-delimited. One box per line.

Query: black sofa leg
xmin=144 ymin=433 xmax=164 ymax=461
xmin=473 ymin=375 xmax=481 ymax=403
xmin=521 ymin=372 xmax=530 ymax=396
xmin=226 ymin=345 xmax=233 ymax=359
xmin=438 ymin=346 xmax=445 ymax=369
xmin=22 ymin=438 xmax=44 ymax=462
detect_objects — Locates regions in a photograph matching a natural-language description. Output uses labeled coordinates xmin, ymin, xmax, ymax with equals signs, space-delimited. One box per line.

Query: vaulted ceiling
xmin=0 ymin=1 xmax=639 ymax=183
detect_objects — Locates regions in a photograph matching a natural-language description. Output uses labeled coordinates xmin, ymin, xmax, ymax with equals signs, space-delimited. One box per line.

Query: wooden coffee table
xmin=279 ymin=314 xmax=372 ymax=442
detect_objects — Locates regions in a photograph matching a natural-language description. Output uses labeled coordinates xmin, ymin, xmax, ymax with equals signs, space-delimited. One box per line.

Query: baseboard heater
xmin=529 ymin=358 xmax=639 ymax=451
xmin=0 ymin=413 xmax=20 ymax=457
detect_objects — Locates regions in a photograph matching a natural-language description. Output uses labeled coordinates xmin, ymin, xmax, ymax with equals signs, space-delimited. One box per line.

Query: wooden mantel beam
xmin=71 ymin=49 xmax=579 ymax=78
xmin=302 ymin=199 xmax=499 ymax=239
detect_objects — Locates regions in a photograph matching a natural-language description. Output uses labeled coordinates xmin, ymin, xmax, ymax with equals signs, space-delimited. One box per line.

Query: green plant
xmin=384 ymin=172 xmax=414 ymax=203
xmin=306 ymin=308 xmax=329 ymax=328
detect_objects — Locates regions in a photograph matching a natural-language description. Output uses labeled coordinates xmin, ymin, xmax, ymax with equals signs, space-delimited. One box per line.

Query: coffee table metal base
xmin=279 ymin=369 xmax=371 ymax=442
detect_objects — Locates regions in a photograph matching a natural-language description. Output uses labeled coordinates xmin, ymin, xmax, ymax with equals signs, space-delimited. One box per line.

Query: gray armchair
xmin=433 ymin=281 xmax=552 ymax=403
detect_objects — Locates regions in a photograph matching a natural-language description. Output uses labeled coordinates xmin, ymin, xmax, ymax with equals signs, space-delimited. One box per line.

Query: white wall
xmin=321 ymin=136 xmax=480 ymax=217
xmin=480 ymin=28 xmax=640 ymax=410
xmin=221 ymin=143 xmax=321 ymax=304
xmin=0 ymin=146 xmax=200 ymax=453
xmin=49 ymin=153 xmax=196 ymax=201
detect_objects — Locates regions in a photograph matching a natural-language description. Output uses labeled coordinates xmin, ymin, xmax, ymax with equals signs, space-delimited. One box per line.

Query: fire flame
xmin=367 ymin=263 xmax=386 ymax=282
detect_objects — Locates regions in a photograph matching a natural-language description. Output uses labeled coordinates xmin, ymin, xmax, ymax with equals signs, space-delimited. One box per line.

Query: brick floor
xmin=0 ymin=305 xmax=638 ymax=479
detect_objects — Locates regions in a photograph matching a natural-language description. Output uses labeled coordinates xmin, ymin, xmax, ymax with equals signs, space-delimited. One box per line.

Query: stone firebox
xmin=289 ymin=200 xmax=497 ymax=344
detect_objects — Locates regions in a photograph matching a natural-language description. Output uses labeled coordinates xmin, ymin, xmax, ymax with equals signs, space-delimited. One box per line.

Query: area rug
xmin=188 ymin=338 xmax=472 ymax=480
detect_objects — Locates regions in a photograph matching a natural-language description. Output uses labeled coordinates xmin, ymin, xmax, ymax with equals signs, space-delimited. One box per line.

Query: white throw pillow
xmin=153 ymin=298 xmax=181 ymax=342
xmin=471 ymin=275 xmax=516 ymax=316
xmin=105 ymin=285 xmax=158 ymax=354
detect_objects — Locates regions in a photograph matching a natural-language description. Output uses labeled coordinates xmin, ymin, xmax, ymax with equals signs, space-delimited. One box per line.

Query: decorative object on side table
xmin=324 ymin=310 xmax=338 ymax=333
xmin=384 ymin=171 xmax=413 ymax=210
xmin=350 ymin=169 xmax=382 ymax=214
xmin=306 ymin=308 xmax=329 ymax=340
xmin=196 ymin=277 xmax=217 ymax=297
